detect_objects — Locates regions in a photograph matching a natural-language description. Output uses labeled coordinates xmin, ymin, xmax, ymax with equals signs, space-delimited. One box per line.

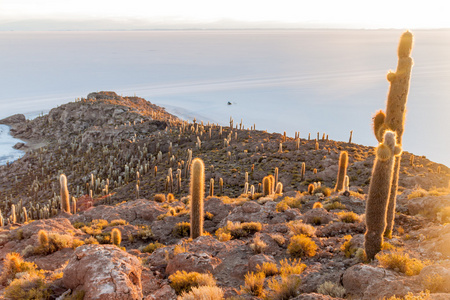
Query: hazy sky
xmin=1 ymin=0 xmax=449 ymax=30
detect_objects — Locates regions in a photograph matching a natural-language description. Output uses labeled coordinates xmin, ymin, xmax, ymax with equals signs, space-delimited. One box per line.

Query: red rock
xmin=165 ymin=252 xmax=222 ymax=276
xmin=62 ymin=244 xmax=143 ymax=300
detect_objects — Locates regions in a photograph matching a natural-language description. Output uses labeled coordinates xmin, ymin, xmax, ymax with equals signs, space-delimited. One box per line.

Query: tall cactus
xmin=335 ymin=151 xmax=348 ymax=192
xmin=60 ymin=174 xmax=71 ymax=213
xmin=365 ymin=131 xmax=402 ymax=260
xmin=190 ymin=158 xmax=205 ymax=239
xmin=373 ymin=31 xmax=414 ymax=238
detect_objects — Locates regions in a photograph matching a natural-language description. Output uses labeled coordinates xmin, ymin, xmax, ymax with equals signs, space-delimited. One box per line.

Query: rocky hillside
xmin=0 ymin=92 xmax=449 ymax=300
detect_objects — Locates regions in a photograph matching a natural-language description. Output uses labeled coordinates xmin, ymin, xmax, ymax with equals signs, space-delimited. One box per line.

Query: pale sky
xmin=1 ymin=0 xmax=449 ymax=30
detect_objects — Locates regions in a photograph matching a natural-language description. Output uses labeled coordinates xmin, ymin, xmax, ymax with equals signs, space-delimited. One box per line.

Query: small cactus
xmin=111 ymin=228 xmax=122 ymax=246
xmin=60 ymin=174 xmax=71 ymax=214
xmin=335 ymin=151 xmax=348 ymax=192
xmin=38 ymin=229 xmax=49 ymax=248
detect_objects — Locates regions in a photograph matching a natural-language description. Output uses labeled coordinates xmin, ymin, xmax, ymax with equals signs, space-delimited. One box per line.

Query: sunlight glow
xmin=1 ymin=0 xmax=449 ymax=29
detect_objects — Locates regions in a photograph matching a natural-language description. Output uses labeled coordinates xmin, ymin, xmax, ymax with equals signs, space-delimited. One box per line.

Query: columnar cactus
xmin=262 ymin=176 xmax=270 ymax=196
xmin=209 ymin=178 xmax=214 ymax=197
xmin=190 ymin=158 xmax=205 ymax=239
xmin=365 ymin=131 xmax=402 ymax=260
xmin=111 ymin=228 xmax=122 ymax=247
xmin=60 ymin=174 xmax=71 ymax=214
xmin=335 ymin=151 xmax=348 ymax=192
xmin=373 ymin=31 xmax=414 ymax=238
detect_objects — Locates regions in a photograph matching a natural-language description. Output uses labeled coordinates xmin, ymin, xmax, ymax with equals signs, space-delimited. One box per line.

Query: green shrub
xmin=287 ymin=234 xmax=318 ymax=258
xmin=169 ymin=270 xmax=216 ymax=295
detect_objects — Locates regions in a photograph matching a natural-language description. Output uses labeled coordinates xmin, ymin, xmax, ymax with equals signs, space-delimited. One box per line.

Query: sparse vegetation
xmin=169 ymin=270 xmax=216 ymax=295
xmin=376 ymin=250 xmax=425 ymax=276
xmin=287 ymin=234 xmax=318 ymax=258
xmin=317 ymin=281 xmax=346 ymax=298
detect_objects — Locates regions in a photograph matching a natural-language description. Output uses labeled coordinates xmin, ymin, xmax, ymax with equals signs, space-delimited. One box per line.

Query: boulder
xmin=342 ymin=263 xmax=421 ymax=300
xmin=62 ymin=244 xmax=143 ymax=300
xmin=165 ymin=252 xmax=222 ymax=275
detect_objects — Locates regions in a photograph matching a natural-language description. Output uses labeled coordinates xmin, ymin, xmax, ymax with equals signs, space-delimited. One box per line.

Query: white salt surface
xmin=0 ymin=30 xmax=449 ymax=166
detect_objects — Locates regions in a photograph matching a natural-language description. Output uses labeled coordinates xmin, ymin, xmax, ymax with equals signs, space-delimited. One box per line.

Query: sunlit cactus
xmin=190 ymin=158 xmax=205 ymax=239
xmin=335 ymin=151 xmax=348 ymax=192
xmin=365 ymin=131 xmax=402 ymax=260
xmin=372 ymin=31 xmax=414 ymax=238
xmin=111 ymin=228 xmax=122 ymax=247
xmin=60 ymin=174 xmax=71 ymax=214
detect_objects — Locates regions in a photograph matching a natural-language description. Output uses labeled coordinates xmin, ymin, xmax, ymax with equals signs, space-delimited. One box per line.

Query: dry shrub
xmin=178 ymin=285 xmax=224 ymax=300
xmin=340 ymin=235 xmax=357 ymax=258
xmin=337 ymin=211 xmax=361 ymax=223
xmin=271 ymin=234 xmax=285 ymax=246
xmin=215 ymin=221 xmax=262 ymax=240
xmin=141 ymin=242 xmax=164 ymax=254
xmin=172 ymin=222 xmax=190 ymax=237
xmin=383 ymin=290 xmax=431 ymax=300
xmin=241 ymin=272 xmax=266 ymax=297
xmin=250 ymin=235 xmax=267 ymax=254
xmin=287 ymin=221 xmax=316 ymax=237
xmin=313 ymin=202 xmax=323 ymax=209
xmin=266 ymin=275 xmax=301 ymax=300
xmin=317 ymin=281 xmax=346 ymax=298
xmin=4 ymin=272 xmax=50 ymax=300
xmin=287 ymin=234 xmax=318 ymax=258
xmin=256 ymin=262 xmax=279 ymax=276
xmin=279 ymin=258 xmax=306 ymax=276
xmin=169 ymin=270 xmax=216 ymax=295
xmin=0 ymin=252 xmax=39 ymax=285
xmin=153 ymin=194 xmax=166 ymax=202
xmin=376 ymin=250 xmax=425 ymax=276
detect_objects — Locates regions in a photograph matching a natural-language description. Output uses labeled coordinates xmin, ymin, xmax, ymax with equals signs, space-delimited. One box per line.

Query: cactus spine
xmin=365 ymin=131 xmax=402 ymax=260
xmin=373 ymin=31 xmax=414 ymax=238
xmin=190 ymin=158 xmax=205 ymax=239
xmin=335 ymin=151 xmax=348 ymax=192
xmin=60 ymin=174 xmax=70 ymax=213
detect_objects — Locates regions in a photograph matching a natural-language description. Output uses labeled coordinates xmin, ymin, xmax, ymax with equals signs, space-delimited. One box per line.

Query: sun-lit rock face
xmin=62 ymin=244 xmax=143 ymax=300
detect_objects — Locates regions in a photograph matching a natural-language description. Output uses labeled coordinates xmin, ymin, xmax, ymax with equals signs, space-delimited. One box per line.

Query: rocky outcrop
xmin=0 ymin=113 xmax=26 ymax=125
xmin=342 ymin=264 xmax=422 ymax=299
xmin=62 ymin=244 xmax=143 ymax=300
